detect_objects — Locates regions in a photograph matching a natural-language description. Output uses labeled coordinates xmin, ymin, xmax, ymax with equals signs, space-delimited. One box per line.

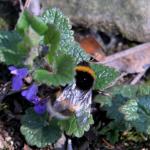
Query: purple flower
xmin=34 ymin=103 xmax=46 ymax=114
xmin=21 ymin=84 xmax=47 ymax=114
xmin=9 ymin=66 xmax=28 ymax=91
xmin=34 ymin=98 xmax=47 ymax=114
xmin=21 ymin=84 xmax=38 ymax=102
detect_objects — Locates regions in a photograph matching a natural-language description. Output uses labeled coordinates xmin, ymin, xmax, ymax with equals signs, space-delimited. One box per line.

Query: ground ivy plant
xmin=0 ymin=8 xmax=119 ymax=148
xmin=95 ymin=84 xmax=150 ymax=143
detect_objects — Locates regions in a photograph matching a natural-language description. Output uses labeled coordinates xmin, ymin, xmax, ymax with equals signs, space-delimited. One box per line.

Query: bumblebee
xmin=47 ymin=61 xmax=96 ymax=125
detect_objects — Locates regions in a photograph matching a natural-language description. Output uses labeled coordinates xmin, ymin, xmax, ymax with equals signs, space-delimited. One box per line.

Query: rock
xmin=42 ymin=0 xmax=150 ymax=42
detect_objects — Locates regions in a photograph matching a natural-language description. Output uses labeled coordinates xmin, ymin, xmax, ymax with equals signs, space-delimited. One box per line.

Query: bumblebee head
xmin=75 ymin=61 xmax=96 ymax=91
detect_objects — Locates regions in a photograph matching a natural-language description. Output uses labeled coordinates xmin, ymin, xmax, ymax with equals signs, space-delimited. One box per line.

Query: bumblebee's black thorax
xmin=75 ymin=70 xmax=95 ymax=91
xmin=75 ymin=61 xmax=95 ymax=91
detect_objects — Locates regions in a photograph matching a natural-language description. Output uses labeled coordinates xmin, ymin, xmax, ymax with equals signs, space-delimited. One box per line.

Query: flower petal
xmin=8 ymin=66 xmax=18 ymax=75
xmin=34 ymin=103 xmax=46 ymax=114
xmin=17 ymin=68 xmax=28 ymax=78
xmin=8 ymin=66 xmax=28 ymax=78
xmin=21 ymin=90 xmax=32 ymax=102
xmin=21 ymin=84 xmax=38 ymax=101
xmin=12 ymin=76 xmax=23 ymax=91
xmin=8 ymin=66 xmax=17 ymax=71
xmin=32 ymin=96 xmax=39 ymax=104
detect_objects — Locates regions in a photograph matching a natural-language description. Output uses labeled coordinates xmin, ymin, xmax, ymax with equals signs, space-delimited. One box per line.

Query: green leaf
xmin=34 ymin=54 xmax=74 ymax=86
xmin=41 ymin=8 xmax=90 ymax=64
xmin=96 ymin=95 xmax=129 ymax=143
xmin=137 ymin=85 xmax=150 ymax=96
xmin=120 ymin=99 xmax=139 ymax=121
xmin=90 ymin=64 xmax=119 ymax=90
xmin=111 ymin=85 xmax=138 ymax=98
xmin=94 ymin=84 xmax=150 ymax=106
xmin=95 ymin=84 xmax=150 ymax=138
xmin=94 ymin=86 xmax=130 ymax=107
xmin=0 ymin=31 xmax=27 ymax=65
xmin=120 ymin=96 xmax=150 ymax=135
xmin=111 ymin=84 xmax=150 ymax=99
xmin=58 ymin=114 xmax=94 ymax=137
xmin=44 ymin=24 xmax=60 ymax=63
xmin=94 ymin=94 xmax=112 ymax=107
xmin=103 ymin=95 xmax=128 ymax=122
xmin=122 ymin=131 xmax=147 ymax=142
xmin=99 ymin=122 xmax=126 ymax=144
xmin=25 ymin=10 xmax=48 ymax=35
xmin=16 ymin=11 xmax=29 ymax=35
xmin=67 ymin=42 xmax=90 ymax=64
xmin=20 ymin=108 xmax=61 ymax=148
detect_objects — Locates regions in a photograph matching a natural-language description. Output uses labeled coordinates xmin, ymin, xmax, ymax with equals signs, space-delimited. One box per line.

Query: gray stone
xmin=42 ymin=0 xmax=150 ymax=42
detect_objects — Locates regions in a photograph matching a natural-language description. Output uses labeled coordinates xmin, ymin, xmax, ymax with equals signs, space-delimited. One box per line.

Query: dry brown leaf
xmin=78 ymin=36 xmax=106 ymax=61
xmin=98 ymin=43 xmax=150 ymax=74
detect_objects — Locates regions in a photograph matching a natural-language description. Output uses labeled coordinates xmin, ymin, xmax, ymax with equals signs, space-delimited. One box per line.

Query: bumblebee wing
xmin=46 ymin=100 xmax=69 ymax=120
xmin=54 ymin=84 xmax=75 ymax=111
xmin=48 ymin=83 xmax=92 ymax=123
xmin=75 ymin=89 xmax=92 ymax=126
xmin=46 ymin=85 xmax=74 ymax=119
xmin=56 ymin=84 xmax=92 ymax=112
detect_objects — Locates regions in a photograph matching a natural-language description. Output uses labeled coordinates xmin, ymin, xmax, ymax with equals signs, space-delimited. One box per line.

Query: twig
xmin=0 ymin=85 xmax=28 ymax=103
xmin=98 ymin=90 xmax=111 ymax=96
xmin=18 ymin=0 xmax=32 ymax=20
xmin=130 ymin=70 xmax=147 ymax=85
xmin=104 ymin=72 xmax=127 ymax=89
xmin=24 ymin=0 xmax=31 ymax=10
xmin=0 ymin=90 xmax=21 ymax=103
xmin=102 ymin=138 xmax=114 ymax=149
xmin=106 ymin=35 xmax=117 ymax=50
xmin=18 ymin=0 xmax=24 ymax=11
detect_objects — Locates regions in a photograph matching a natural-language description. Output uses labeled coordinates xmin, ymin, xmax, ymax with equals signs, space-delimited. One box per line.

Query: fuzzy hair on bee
xmin=47 ymin=61 xmax=96 ymax=124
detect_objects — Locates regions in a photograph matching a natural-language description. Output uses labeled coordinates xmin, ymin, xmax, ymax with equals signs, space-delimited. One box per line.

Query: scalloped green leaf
xmin=58 ymin=114 xmax=94 ymax=137
xmin=25 ymin=10 xmax=48 ymax=35
xmin=44 ymin=24 xmax=60 ymax=63
xmin=94 ymin=85 xmax=134 ymax=107
xmin=90 ymin=64 xmax=119 ymax=90
xmin=99 ymin=121 xmax=126 ymax=144
xmin=95 ymin=84 xmax=150 ymax=138
xmin=111 ymin=85 xmax=150 ymax=98
xmin=137 ymin=85 xmax=150 ymax=96
xmin=41 ymin=8 xmax=90 ymax=64
xmin=111 ymin=85 xmax=138 ymax=98
xmin=94 ymin=84 xmax=150 ymax=106
xmin=120 ymin=99 xmax=139 ymax=121
xmin=16 ymin=11 xmax=29 ymax=35
xmin=33 ymin=54 xmax=74 ymax=86
xmin=0 ymin=31 xmax=27 ymax=65
xmin=94 ymin=94 xmax=112 ymax=107
xmin=20 ymin=108 xmax=61 ymax=148
xmin=120 ymin=96 xmax=150 ymax=135
xmin=103 ymin=95 xmax=128 ymax=122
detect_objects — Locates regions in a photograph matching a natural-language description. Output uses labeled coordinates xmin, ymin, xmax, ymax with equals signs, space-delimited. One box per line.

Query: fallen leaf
xmin=78 ymin=36 xmax=106 ymax=61
xmin=98 ymin=43 xmax=150 ymax=74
